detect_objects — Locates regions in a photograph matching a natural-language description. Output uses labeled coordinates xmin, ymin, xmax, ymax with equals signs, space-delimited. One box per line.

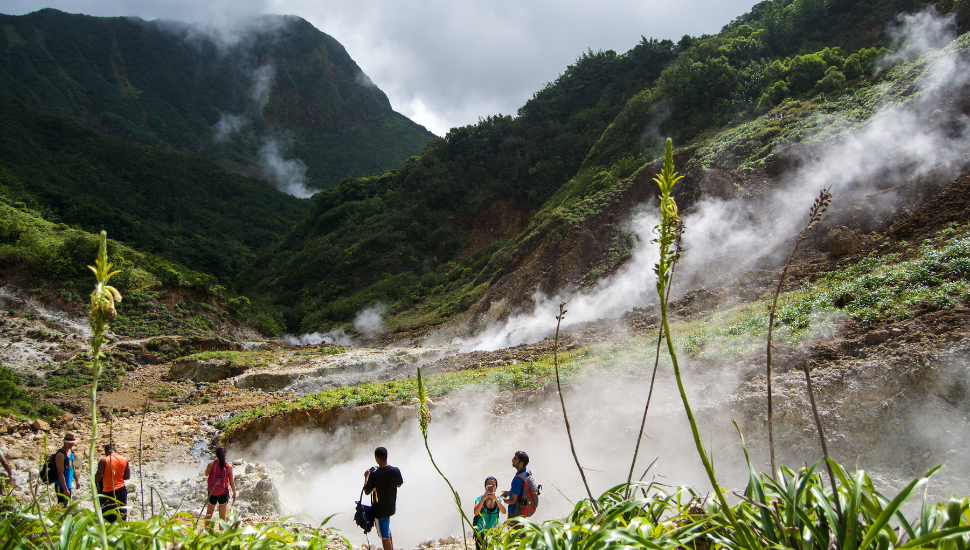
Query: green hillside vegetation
xmin=240 ymin=0 xmax=957 ymax=334
xmin=0 ymin=93 xmax=308 ymax=282
xmin=0 ymin=9 xmax=434 ymax=189
xmin=236 ymin=38 xmax=685 ymax=332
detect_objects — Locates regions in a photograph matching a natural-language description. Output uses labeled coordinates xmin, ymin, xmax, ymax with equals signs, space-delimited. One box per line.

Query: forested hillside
xmin=0 ymin=9 xmax=434 ymax=190
xmin=0 ymin=93 xmax=308 ymax=281
xmin=240 ymin=0 xmax=970 ymax=334
xmin=235 ymin=38 xmax=683 ymax=331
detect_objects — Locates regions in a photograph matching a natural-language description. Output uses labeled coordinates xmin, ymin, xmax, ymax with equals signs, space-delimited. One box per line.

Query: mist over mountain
xmin=0 ymin=9 xmax=435 ymax=192
xmin=240 ymin=0 xmax=970 ymax=335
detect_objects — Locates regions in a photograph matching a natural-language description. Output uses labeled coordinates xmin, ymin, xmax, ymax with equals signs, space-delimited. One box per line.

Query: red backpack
xmin=515 ymin=469 xmax=541 ymax=517
xmin=207 ymin=461 xmax=229 ymax=495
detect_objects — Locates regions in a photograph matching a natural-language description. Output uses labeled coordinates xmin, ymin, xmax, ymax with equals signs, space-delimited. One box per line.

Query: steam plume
xmin=258 ymin=139 xmax=315 ymax=198
xmin=457 ymin=9 xmax=970 ymax=351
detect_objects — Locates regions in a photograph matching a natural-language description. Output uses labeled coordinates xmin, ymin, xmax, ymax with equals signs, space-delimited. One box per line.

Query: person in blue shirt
xmin=501 ymin=451 xmax=529 ymax=518
xmin=54 ymin=432 xmax=77 ymax=506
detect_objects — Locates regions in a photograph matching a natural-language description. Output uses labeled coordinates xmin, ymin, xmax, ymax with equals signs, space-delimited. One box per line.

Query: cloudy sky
xmin=4 ymin=0 xmax=759 ymax=135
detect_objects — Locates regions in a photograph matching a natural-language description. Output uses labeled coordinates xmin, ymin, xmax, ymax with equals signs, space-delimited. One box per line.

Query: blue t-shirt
xmin=55 ymin=450 xmax=74 ymax=490
xmin=508 ymin=468 xmax=526 ymax=516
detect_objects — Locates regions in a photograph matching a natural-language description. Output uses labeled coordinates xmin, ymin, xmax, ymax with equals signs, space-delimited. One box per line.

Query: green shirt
xmin=474 ymin=496 xmax=501 ymax=532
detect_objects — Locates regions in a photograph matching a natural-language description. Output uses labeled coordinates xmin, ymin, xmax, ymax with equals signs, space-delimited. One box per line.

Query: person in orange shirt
xmin=95 ymin=444 xmax=131 ymax=522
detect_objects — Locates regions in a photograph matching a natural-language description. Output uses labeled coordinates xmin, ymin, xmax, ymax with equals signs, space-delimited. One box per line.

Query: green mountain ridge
xmin=239 ymin=0 xmax=970 ymax=334
xmin=0 ymin=8 xmax=435 ymax=190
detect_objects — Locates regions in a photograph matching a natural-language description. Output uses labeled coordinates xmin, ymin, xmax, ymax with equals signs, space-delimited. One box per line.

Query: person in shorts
xmin=203 ymin=447 xmax=236 ymax=529
xmin=54 ymin=433 xmax=78 ymax=507
xmin=472 ymin=476 xmax=506 ymax=550
xmin=363 ymin=447 xmax=403 ymax=550
xmin=95 ymin=443 xmax=131 ymax=522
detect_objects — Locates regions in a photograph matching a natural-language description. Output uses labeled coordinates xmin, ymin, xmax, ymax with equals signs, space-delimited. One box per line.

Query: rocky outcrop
xmin=827 ymin=226 xmax=861 ymax=256
xmin=223 ymin=401 xmax=417 ymax=454
xmin=170 ymin=358 xmax=250 ymax=383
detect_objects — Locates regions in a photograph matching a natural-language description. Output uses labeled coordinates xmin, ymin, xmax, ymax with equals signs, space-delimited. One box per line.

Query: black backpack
xmin=40 ymin=450 xmax=65 ymax=484
xmin=354 ymin=487 xmax=374 ymax=533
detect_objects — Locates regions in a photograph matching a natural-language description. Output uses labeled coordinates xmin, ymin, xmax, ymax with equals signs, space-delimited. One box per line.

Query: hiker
xmin=0 ymin=447 xmax=14 ymax=491
xmin=95 ymin=443 xmax=131 ymax=522
xmin=203 ymin=447 xmax=236 ymax=529
xmin=472 ymin=476 xmax=506 ymax=550
xmin=501 ymin=451 xmax=529 ymax=518
xmin=54 ymin=432 xmax=78 ymax=506
xmin=363 ymin=446 xmax=403 ymax=550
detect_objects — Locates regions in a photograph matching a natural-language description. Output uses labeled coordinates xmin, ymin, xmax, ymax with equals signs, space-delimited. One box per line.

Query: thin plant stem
xmin=416 ymin=367 xmax=473 ymax=550
xmin=766 ymin=188 xmax=831 ymax=480
xmin=652 ymin=138 xmax=740 ymax=530
xmin=139 ymin=397 xmax=147 ymax=519
xmin=802 ymin=360 xmax=843 ymax=522
xmin=29 ymin=473 xmax=55 ymax=550
xmin=553 ymin=302 xmax=598 ymax=512
xmin=86 ymin=230 xmax=123 ymax=547
xmin=626 ymin=259 xmax=678 ymax=499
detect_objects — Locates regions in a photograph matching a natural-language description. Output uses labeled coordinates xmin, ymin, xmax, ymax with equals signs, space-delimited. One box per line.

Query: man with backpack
xmin=95 ymin=444 xmax=131 ymax=522
xmin=363 ymin=447 xmax=403 ymax=550
xmin=501 ymin=450 xmax=539 ymax=519
xmin=53 ymin=432 xmax=77 ymax=506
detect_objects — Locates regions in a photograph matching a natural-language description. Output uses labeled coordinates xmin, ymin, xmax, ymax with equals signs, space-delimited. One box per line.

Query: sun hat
xmin=63 ymin=432 xmax=78 ymax=443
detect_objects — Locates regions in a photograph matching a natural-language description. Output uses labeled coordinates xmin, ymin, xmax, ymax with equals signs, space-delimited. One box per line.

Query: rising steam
xmin=456 ymin=8 xmax=970 ymax=351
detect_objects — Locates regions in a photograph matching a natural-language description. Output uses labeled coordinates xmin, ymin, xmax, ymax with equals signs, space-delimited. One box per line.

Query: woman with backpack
xmin=203 ymin=447 xmax=236 ymax=528
xmin=472 ymin=476 xmax=506 ymax=550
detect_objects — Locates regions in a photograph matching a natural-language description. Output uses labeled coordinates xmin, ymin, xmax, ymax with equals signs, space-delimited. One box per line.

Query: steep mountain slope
xmin=236 ymin=40 xmax=682 ymax=331
xmin=0 ymin=9 xmax=434 ymax=190
xmin=0 ymin=93 xmax=308 ymax=282
xmin=240 ymin=0 xmax=968 ymax=335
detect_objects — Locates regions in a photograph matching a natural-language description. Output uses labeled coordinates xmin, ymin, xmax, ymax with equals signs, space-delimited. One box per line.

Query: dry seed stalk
xmin=553 ymin=302 xmax=598 ymax=511
xmin=766 ymin=188 xmax=831 ymax=479
xmin=802 ymin=360 xmax=843 ymax=522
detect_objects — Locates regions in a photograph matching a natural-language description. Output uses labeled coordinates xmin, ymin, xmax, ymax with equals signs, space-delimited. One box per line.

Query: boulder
xmin=169 ymin=359 xmax=248 ymax=383
xmin=251 ymin=478 xmax=282 ymax=515
xmin=32 ymin=419 xmax=51 ymax=432
xmin=827 ymin=227 xmax=860 ymax=256
xmin=865 ymin=331 xmax=891 ymax=346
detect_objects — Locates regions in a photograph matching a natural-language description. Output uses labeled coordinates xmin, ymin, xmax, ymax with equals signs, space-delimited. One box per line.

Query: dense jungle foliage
xmin=234 ymin=35 xmax=685 ymax=332
xmin=0 ymin=9 xmax=434 ymax=188
xmin=240 ymin=0 xmax=967 ymax=333
xmin=0 ymin=93 xmax=308 ymax=282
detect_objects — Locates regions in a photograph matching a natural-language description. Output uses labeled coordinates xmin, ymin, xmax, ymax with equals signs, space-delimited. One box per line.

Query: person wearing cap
xmin=95 ymin=443 xmax=131 ymax=522
xmin=54 ymin=432 xmax=77 ymax=506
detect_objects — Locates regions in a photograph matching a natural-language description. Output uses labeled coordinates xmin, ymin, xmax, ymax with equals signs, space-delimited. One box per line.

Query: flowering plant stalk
xmin=87 ymin=231 xmax=122 ymax=546
xmin=652 ymin=139 xmax=742 ymax=533
xmin=417 ymin=367 xmax=474 ymax=550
